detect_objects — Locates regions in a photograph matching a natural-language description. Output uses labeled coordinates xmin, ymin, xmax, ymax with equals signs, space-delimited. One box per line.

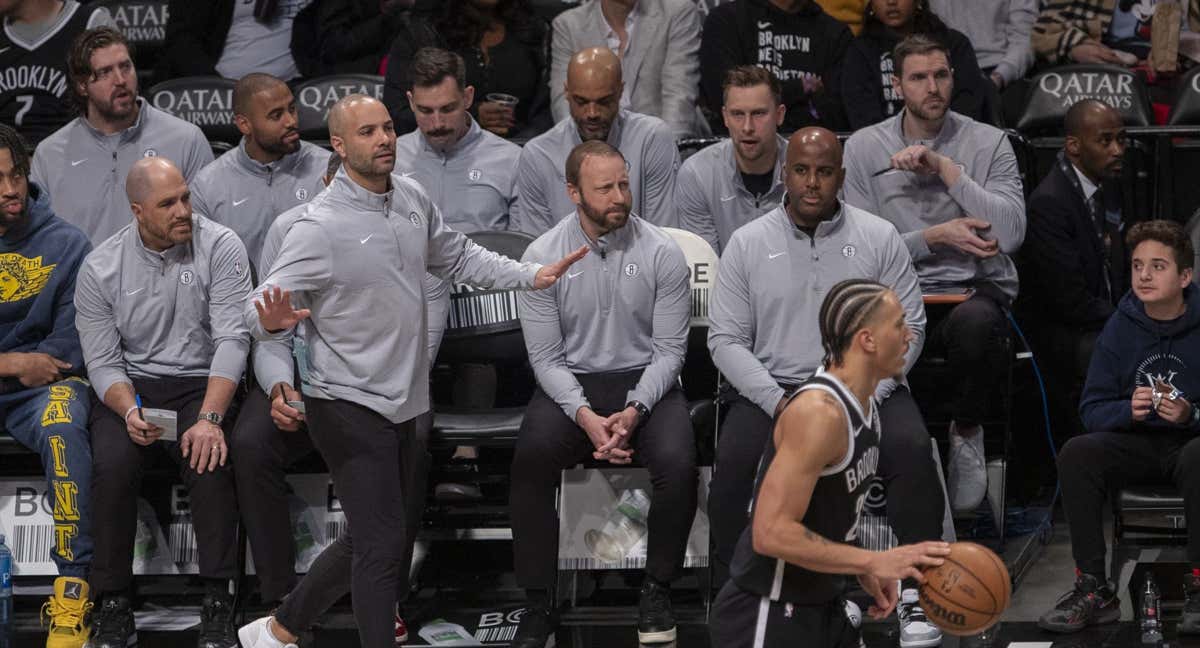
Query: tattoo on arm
xmin=803 ymin=526 xmax=832 ymax=546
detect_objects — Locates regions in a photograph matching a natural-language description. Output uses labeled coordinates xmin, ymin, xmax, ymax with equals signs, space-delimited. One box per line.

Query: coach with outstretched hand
xmin=237 ymin=94 xmax=585 ymax=648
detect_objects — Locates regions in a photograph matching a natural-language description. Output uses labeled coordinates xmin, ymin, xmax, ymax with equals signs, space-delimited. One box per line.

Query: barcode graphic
xmin=169 ymin=520 xmax=198 ymax=565
xmin=856 ymin=514 xmax=897 ymax=552
xmin=13 ymin=524 xmax=52 ymax=564
xmin=475 ymin=626 xmax=517 ymax=643
xmin=448 ymin=291 xmax=519 ymax=329
xmin=326 ymin=519 xmax=348 ymax=541
xmin=691 ymin=287 xmax=709 ymax=319
xmin=557 ymin=555 xmax=708 ymax=570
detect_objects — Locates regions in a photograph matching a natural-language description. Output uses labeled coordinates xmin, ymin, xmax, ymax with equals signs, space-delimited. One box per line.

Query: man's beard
xmin=580 ymin=198 xmax=629 ymax=234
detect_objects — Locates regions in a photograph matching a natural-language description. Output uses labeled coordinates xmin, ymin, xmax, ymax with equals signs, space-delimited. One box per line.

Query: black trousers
xmin=273 ymin=399 xmax=427 ymax=648
xmin=89 ymin=377 xmax=240 ymax=594
xmin=509 ymin=370 xmax=698 ymax=591
xmin=710 ymin=582 xmax=859 ymax=648
xmin=927 ymin=290 xmax=1010 ymax=426
xmin=1059 ymin=430 xmax=1200 ymax=575
xmin=709 ymin=387 xmax=945 ymax=576
xmin=230 ymin=388 xmax=315 ymax=603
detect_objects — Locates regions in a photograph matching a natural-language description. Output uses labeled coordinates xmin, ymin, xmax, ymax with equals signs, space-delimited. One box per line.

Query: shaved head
xmin=327 ymin=94 xmax=386 ymax=139
xmin=787 ymin=127 xmax=843 ymax=167
xmin=126 ymin=157 xmax=182 ymax=204
xmin=1065 ymin=99 xmax=1116 ymax=137
xmin=566 ymin=47 xmax=622 ymax=88
xmin=233 ymin=73 xmax=289 ymax=116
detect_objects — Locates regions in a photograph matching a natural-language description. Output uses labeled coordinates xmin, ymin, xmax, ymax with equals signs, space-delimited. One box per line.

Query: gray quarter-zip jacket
xmin=252 ymin=198 xmax=450 ymax=395
xmin=246 ymin=170 xmax=541 ymax=424
xmin=843 ymin=109 xmax=1025 ymax=300
xmin=512 ymin=110 xmax=680 ymax=235
xmin=676 ymin=136 xmax=787 ymax=255
xmin=394 ymin=117 xmax=522 ymax=232
xmin=708 ymin=203 xmax=926 ymax=416
xmin=519 ymin=213 xmax=690 ymax=420
xmin=75 ymin=214 xmax=253 ymax=401
xmin=32 ymin=98 xmax=214 ymax=244
xmin=190 ymin=138 xmax=328 ymax=262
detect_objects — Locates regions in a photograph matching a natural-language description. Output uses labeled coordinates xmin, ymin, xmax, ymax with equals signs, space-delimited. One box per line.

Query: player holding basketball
xmin=709 ymin=279 xmax=952 ymax=647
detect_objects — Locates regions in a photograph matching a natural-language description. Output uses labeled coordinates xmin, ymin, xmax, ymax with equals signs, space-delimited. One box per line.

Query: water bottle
xmin=1 ymin=533 xmax=13 ymax=644
xmin=1141 ymin=572 xmax=1163 ymax=645
xmin=584 ymin=489 xmax=650 ymax=564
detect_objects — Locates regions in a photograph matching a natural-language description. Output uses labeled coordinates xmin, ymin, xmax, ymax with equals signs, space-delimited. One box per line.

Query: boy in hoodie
xmin=0 ymin=123 xmax=95 ymax=648
xmin=1040 ymin=220 xmax=1200 ymax=635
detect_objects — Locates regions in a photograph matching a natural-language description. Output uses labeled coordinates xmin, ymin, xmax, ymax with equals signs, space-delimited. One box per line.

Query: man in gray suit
xmin=549 ymin=0 xmax=702 ymax=138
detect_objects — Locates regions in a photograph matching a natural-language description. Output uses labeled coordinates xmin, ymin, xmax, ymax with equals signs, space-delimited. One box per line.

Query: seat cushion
xmin=1118 ymin=485 xmax=1185 ymax=511
xmin=431 ymin=406 xmax=524 ymax=445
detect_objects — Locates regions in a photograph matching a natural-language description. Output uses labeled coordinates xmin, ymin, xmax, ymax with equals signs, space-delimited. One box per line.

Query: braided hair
xmin=0 ymin=124 xmax=31 ymax=177
xmin=818 ymin=279 xmax=892 ymax=368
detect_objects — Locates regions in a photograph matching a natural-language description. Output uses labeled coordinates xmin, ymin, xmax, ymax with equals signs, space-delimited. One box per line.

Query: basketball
xmin=918 ymin=541 xmax=1012 ymax=636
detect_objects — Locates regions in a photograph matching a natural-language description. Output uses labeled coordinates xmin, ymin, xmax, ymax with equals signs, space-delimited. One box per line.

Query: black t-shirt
xmin=741 ymin=169 xmax=775 ymax=199
xmin=0 ymin=2 xmax=109 ymax=145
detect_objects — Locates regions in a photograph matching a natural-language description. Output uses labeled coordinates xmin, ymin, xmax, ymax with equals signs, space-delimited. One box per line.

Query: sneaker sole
xmin=637 ymin=627 xmax=677 ymax=643
xmin=899 ymin=634 xmax=942 ymax=648
xmin=1037 ymin=606 xmax=1121 ymax=634
xmin=395 ymin=630 xmax=408 ymax=643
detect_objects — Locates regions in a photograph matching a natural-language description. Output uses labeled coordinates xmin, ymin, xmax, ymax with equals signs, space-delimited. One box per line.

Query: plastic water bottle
xmin=0 ymin=533 xmax=13 ymax=644
xmin=584 ymin=489 xmax=650 ymax=564
xmin=1141 ymin=572 xmax=1163 ymax=645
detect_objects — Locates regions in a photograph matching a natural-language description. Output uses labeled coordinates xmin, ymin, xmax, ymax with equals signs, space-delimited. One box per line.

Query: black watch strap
xmin=627 ymin=400 xmax=650 ymax=423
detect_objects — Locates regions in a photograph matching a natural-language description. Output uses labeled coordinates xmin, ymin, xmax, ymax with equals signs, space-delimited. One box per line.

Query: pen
xmin=871 ymin=166 xmax=894 ymax=177
xmin=135 ymin=394 xmax=144 ymax=435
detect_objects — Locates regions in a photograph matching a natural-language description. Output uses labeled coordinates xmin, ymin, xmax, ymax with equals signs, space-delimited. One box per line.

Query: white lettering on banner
xmin=1038 ymin=72 xmax=1135 ymax=109
xmin=110 ymin=4 xmax=169 ymax=42
xmin=152 ymin=89 xmax=233 ymax=114
xmin=1193 ymin=72 xmax=1200 ymax=94
xmin=298 ymin=84 xmax=384 ymax=113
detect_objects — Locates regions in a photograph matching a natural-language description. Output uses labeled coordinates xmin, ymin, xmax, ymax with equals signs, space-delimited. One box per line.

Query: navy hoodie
xmin=1081 ymin=285 xmax=1200 ymax=434
xmin=0 ymin=182 xmax=91 ymax=392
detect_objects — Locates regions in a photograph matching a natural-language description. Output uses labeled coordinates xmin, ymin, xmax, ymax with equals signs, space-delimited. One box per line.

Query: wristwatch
xmin=626 ymin=400 xmax=650 ymax=425
xmin=198 ymin=411 xmax=224 ymax=427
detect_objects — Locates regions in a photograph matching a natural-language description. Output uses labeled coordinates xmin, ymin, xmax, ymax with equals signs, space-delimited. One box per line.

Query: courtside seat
xmin=147 ymin=76 xmax=239 ymax=146
xmin=294 ymin=74 xmax=386 ymax=144
xmin=100 ymin=0 xmax=169 ymax=87
xmin=1112 ymin=485 xmax=1188 ymax=603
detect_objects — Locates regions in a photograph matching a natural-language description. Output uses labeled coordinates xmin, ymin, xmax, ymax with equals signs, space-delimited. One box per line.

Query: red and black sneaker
xmin=395 ymin=609 xmax=408 ymax=644
xmin=1038 ymin=571 xmax=1120 ymax=633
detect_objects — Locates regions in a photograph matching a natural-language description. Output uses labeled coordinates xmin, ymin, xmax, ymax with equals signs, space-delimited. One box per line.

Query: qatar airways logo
xmin=1037 ymin=72 xmax=1135 ymax=110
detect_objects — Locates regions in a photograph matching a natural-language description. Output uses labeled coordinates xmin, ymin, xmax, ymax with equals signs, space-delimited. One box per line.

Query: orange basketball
xmin=917 ymin=541 xmax=1012 ymax=636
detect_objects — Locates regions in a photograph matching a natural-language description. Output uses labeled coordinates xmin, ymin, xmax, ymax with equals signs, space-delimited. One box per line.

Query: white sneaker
xmin=898 ymin=589 xmax=943 ymax=647
xmin=947 ymin=422 xmax=987 ymax=516
xmin=237 ymin=616 xmax=297 ymax=648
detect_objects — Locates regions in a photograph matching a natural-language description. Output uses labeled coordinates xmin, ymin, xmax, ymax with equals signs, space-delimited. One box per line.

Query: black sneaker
xmin=1038 ymin=572 xmax=1120 ymax=633
xmin=197 ymin=592 xmax=238 ymax=648
xmin=511 ymin=604 xmax=557 ymax=648
xmin=637 ymin=578 xmax=677 ymax=644
xmin=1182 ymin=573 xmax=1200 ymax=635
xmin=91 ymin=595 xmax=137 ymax=648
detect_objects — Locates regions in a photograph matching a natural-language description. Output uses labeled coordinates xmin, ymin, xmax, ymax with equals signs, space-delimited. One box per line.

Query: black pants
xmin=709 ymin=387 xmax=945 ymax=575
xmin=1059 ymin=430 xmax=1200 ymax=575
xmin=928 ymin=290 xmax=1010 ymax=426
xmin=274 ymin=399 xmax=427 ymax=648
xmin=90 ymin=377 xmax=240 ymax=594
xmin=231 ymin=389 xmax=316 ymax=603
xmin=509 ymin=370 xmax=698 ymax=591
xmin=710 ymin=582 xmax=859 ymax=648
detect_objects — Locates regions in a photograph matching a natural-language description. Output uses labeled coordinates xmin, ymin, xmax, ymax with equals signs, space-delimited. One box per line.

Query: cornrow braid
xmin=0 ymin=124 xmax=31 ymax=177
xmin=819 ymin=279 xmax=891 ymax=368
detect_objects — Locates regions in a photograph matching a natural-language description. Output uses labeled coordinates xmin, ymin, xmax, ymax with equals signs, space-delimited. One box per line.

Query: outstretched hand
xmin=533 ymin=246 xmax=589 ymax=289
xmin=254 ymin=286 xmax=311 ymax=333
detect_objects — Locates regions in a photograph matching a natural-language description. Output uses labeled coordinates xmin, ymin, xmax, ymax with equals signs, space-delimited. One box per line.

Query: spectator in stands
xmin=513 ymin=47 xmax=679 ymax=235
xmin=76 ymin=157 xmax=250 ymax=648
xmin=237 ymin=94 xmax=584 ymax=648
xmin=548 ymin=0 xmax=702 ymax=138
xmin=383 ymin=0 xmax=549 ymax=138
xmin=1041 ymin=220 xmax=1200 ymax=635
xmin=1033 ymin=0 xmax=1200 ymax=66
xmin=32 ymin=27 xmax=213 ymax=244
xmin=841 ymin=0 xmax=988 ymax=129
xmin=0 ymin=0 xmax=114 ymax=145
xmin=291 ymin=0 xmax=412 ymax=78
xmin=396 ymin=48 xmax=523 ymax=231
xmin=815 ymin=0 xmax=867 ymax=34
xmin=843 ymin=34 xmax=1025 ymax=518
xmin=1020 ymin=99 xmax=1129 ymax=436
xmin=677 ymin=65 xmax=787 ymax=255
xmin=700 ymin=0 xmax=852 ymax=133
xmin=509 ymin=140 xmax=695 ymax=648
xmin=0 ymin=124 xmax=94 ymax=648
xmin=931 ymin=0 xmax=1036 ymax=91
xmin=158 ymin=0 xmax=313 ymax=82
xmin=189 ymin=73 xmax=326 ymax=263
xmin=708 ymin=126 xmax=947 ymax=648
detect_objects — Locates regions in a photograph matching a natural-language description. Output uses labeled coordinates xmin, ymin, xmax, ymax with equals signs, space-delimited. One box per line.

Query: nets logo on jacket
xmin=1137 ymin=352 xmax=1189 ymax=402
xmin=0 ymin=253 xmax=55 ymax=302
